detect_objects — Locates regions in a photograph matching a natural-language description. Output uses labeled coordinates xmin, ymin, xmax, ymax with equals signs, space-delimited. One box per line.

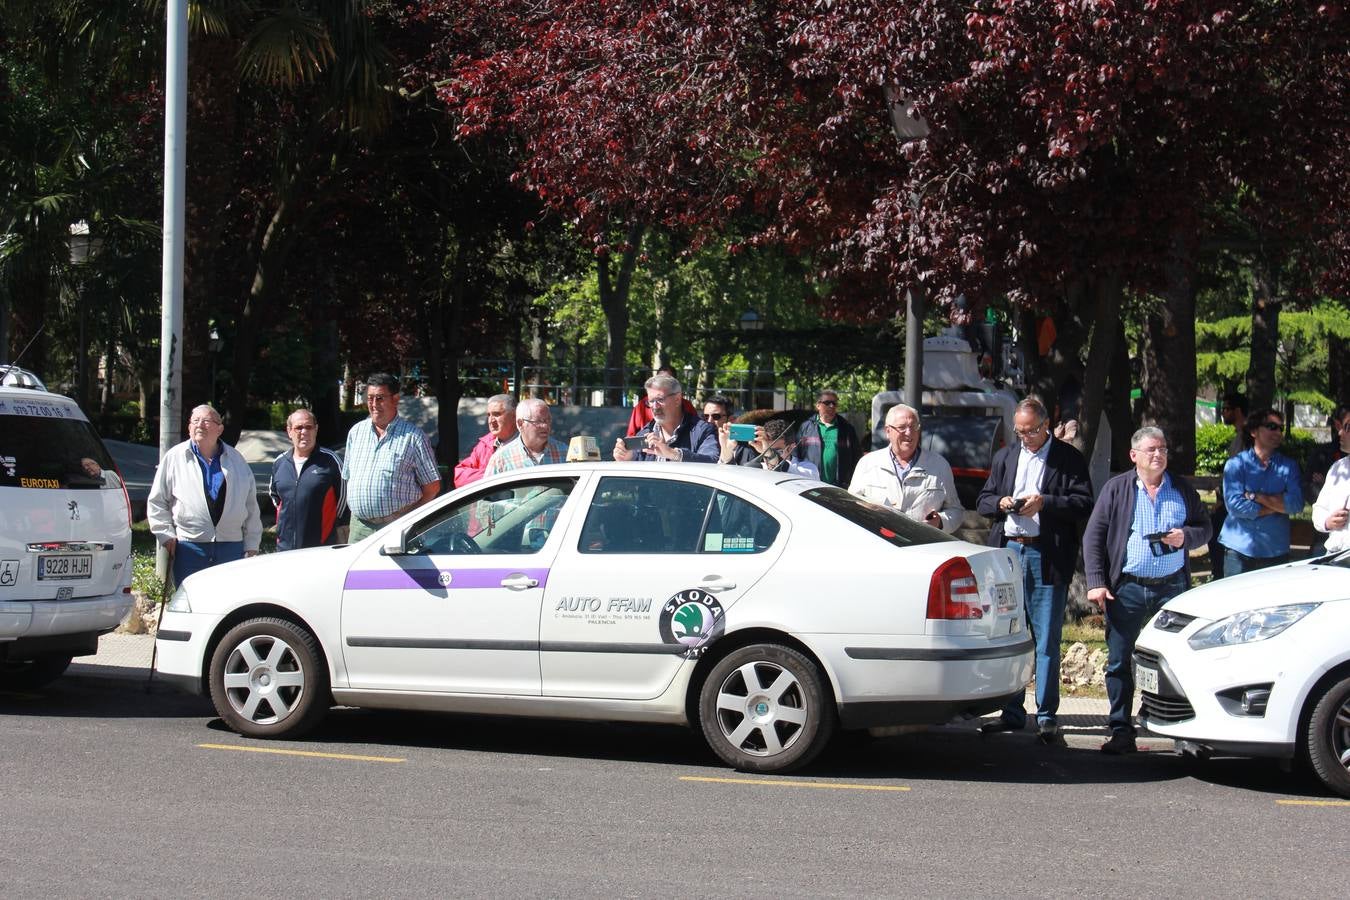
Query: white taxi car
xmin=155 ymin=462 xmax=1032 ymax=772
xmin=1 ymin=366 xmax=134 ymax=687
xmin=1134 ymin=553 xmax=1350 ymax=798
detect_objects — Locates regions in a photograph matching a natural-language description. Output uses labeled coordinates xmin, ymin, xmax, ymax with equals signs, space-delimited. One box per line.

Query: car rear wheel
xmin=1305 ymin=675 xmax=1350 ymax=799
xmin=698 ymin=643 xmax=835 ymax=773
xmin=0 ymin=654 xmax=72 ymax=689
xmin=208 ymin=618 xmax=329 ymax=739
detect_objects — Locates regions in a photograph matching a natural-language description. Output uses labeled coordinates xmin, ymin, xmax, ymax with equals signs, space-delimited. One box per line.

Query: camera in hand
xmin=622 ymin=435 xmax=648 ymax=451
xmin=1144 ymin=531 xmax=1179 ymax=556
xmin=1010 ymin=497 xmax=1027 ymax=513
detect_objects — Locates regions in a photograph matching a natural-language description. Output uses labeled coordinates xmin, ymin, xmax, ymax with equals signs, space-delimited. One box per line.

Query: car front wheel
xmin=208 ymin=617 xmax=329 ymax=739
xmin=698 ymin=643 xmax=836 ymax=773
xmin=1306 ymin=674 xmax=1350 ymax=799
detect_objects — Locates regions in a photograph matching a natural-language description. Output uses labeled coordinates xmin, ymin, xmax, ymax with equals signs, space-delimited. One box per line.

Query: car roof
xmin=476 ymin=460 xmax=816 ymax=491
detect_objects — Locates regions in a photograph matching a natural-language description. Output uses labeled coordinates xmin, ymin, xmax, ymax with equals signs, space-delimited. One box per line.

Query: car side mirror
xmin=379 ymin=531 xmax=407 ymax=556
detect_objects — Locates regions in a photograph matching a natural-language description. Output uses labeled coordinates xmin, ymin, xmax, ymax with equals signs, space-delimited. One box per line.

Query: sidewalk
xmin=73 ymin=632 xmax=1161 ymax=749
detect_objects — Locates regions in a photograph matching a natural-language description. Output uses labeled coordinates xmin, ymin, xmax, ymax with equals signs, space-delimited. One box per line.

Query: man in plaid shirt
xmin=343 ymin=373 xmax=441 ymax=541
xmin=484 ymin=398 xmax=567 ymax=475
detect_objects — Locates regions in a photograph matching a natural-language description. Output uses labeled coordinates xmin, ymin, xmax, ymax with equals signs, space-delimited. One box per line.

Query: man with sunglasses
xmin=1217 ymin=407 xmax=1305 ymax=576
xmin=793 ymin=389 xmax=863 ymax=487
xmin=701 ymin=395 xmax=734 ymax=429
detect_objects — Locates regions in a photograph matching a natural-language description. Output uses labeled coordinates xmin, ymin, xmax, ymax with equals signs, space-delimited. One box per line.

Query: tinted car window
xmin=407 ymin=478 xmax=576 ymax=555
xmin=707 ymin=491 xmax=780 ymax=553
xmin=580 ymin=476 xmax=716 ymax=554
xmin=801 ymin=486 xmax=956 ymax=547
xmin=0 ymin=413 xmax=120 ymax=491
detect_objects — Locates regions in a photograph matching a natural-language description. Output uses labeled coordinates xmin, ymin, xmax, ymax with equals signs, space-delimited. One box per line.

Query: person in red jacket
xmin=453 ymin=394 xmax=517 ymax=487
xmin=626 ymin=365 xmax=697 ymax=436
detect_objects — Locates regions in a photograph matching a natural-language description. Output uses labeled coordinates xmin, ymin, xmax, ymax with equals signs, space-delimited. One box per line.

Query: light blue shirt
xmin=1122 ymin=474 xmax=1187 ymax=578
xmin=1219 ymin=449 xmax=1304 ymax=558
xmin=343 ymin=416 xmax=440 ymax=521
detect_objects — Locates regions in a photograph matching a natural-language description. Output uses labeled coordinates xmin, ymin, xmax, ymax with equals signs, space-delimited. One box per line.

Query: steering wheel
xmin=449 ymin=532 xmax=482 ymax=555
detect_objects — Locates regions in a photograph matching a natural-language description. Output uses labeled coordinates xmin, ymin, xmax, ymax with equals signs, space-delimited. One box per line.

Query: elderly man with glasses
xmin=484 ymin=398 xmax=568 ymax=474
xmin=975 ymin=398 xmax=1093 ymax=745
xmin=613 ymin=374 xmax=720 ymax=463
xmin=343 ymin=373 xmax=441 ymax=542
xmin=847 ymin=403 xmax=963 ymax=533
xmin=794 ymin=389 xmax=863 ymax=487
xmin=1084 ymin=426 xmax=1211 ymax=754
xmin=1217 ymin=406 xmax=1305 ymax=576
xmin=148 ymin=404 xmax=262 ymax=585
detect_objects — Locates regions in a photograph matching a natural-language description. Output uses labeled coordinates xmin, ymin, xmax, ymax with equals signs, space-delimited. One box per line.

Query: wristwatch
xmin=1244 ymin=490 xmax=1255 ymax=501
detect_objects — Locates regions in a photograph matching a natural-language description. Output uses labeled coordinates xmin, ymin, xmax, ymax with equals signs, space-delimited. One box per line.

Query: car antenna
xmin=0 ymin=324 xmax=45 ymax=378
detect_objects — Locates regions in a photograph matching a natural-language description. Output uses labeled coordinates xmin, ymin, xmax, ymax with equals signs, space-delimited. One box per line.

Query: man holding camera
xmin=613 ymin=374 xmax=720 ymax=463
xmin=1083 ymin=426 xmax=1211 ymax=755
xmin=976 ymin=399 xmax=1094 ymax=745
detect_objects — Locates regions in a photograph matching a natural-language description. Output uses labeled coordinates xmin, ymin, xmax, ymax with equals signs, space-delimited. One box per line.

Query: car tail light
xmin=112 ymin=463 xmax=133 ymax=527
xmin=928 ymin=557 xmax=983 ymax=620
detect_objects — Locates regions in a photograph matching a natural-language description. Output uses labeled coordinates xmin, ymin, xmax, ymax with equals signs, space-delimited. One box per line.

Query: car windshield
xmin=0 ymin=411 xmax=121 ymax=490
xmin=799 ymin=486 xmax=956 ymax=548
xmin=1316 ymin=548 xmax=1350 ymax=570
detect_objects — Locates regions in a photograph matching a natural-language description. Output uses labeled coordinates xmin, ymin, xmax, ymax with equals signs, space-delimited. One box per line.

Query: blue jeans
xmin=1222 ymin=549 xmax=1288 ymax=578
xmin=998 ymin=542 xmax=1066 ymax=729
xmin=1105 ymin=573 xmax=1186 ymax=735
xmin=172 ymin=540 xmax=244 ymax=587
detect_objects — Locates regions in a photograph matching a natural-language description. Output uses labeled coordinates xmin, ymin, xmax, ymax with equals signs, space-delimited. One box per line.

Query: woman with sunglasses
xmin=1217 ymin=406 xmax=1305 ymax=576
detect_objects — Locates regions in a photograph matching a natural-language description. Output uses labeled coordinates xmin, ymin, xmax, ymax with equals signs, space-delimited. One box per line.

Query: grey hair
xmin=516 ymin=397 xmax=549 ymax=421
xmin=286 ymin=407 xmax=316 ymax=427
xmin=885 ymin=403 xmax=920 ymax=426
xmin=1016 ymin=398 xmax=1048 ymax=423
xmin=645 ymin=374 xmax=682 ymax=395
xmin=1131 ymin=426 xmax=1166 ymax=449
xmin=487 ymin=393 xmax=516 ymax=411
xmin=190 ymin=404 xmax=222 ymax=424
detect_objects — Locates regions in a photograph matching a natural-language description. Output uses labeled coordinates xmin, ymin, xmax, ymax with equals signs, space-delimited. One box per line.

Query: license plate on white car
xmin=994 ymin=583 xmax=1017 ymax=612
xmin=37 ymin=554 xmax=92 ymax=580
xmin=1136 ymin=664 xmax=1159 ymax=694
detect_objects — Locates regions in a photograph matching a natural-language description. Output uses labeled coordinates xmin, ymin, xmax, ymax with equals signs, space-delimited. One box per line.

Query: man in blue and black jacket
xmin=270 ymin=408 xmax=346 ymax=550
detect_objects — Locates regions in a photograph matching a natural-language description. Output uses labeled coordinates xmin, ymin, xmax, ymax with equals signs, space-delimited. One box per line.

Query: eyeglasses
xmin=817 ymin=399 xmax=837 ymax=407
xmin=649 ymin=393 xmax=679 ymax=406
xmin=1014 ymin=423 xmax=1045 ymax=437
xmin=1258 ymin=422 xmax=1283 ymax=432
xmin=518 ymin=418 xmax=550 ymax=427
xmin=366 ymin=394 xmax=394 ymax=404
xmin=703 ymin=412 xmax=727 ymax=422
xmin=289 ymin=424 xmax=316 ymax=432
xmin=189 ymin=417 xmax=221 ymax=426
xmin=886 ymin=423 xmax=917 ymax=433
xmin=1134 ymin=446 xmax=1169 ymax=456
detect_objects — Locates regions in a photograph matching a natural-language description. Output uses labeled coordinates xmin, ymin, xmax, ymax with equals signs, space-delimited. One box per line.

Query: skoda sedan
xmin=155 ymin=462 xmax=1032 ymax=773
xmin=1134 ymin=551 xmax=1350 ymax=798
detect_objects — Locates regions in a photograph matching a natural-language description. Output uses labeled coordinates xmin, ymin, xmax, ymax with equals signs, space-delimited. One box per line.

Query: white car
xmin=155 ymin=462 xmax=1031 ymax=772
xmin=1134 ymin=553 xmax=1350 ymax=797
xmin=1 ymin=366 xmax=134 ymax=687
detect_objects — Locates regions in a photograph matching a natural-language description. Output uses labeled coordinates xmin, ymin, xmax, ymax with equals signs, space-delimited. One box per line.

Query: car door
xmin=341 ymin=473 xmax=582 ymax=694
xmin=541 ymin=473 xmax=788 ymax=700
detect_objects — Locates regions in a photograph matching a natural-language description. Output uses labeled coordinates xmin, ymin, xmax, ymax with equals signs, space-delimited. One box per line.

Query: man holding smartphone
xmin=976 ymin=399 xmax=1093 ymax=745
xmin=613 ymin=374 xmax=720 ymax=463
xmin=1312 ymin=409 xmax=1350 ymax=554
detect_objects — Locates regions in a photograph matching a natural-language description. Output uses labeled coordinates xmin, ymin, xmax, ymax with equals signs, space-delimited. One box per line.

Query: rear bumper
xmin=0 ymin=592 xmax=135 ymax=653
xmin=840 ymin=689 xmax=1025 ymax=729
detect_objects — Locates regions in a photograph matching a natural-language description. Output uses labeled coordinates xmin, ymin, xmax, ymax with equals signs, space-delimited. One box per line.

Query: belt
xmin=1005 ymin=535 xmax=1039 ymax=546
xmin=1120 ymin=572 xmax=1184 ymax=587
xmin=355 ymin=513 xmax=397 ymax=527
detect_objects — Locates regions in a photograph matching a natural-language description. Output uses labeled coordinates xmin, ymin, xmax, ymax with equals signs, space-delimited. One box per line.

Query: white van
xmin=0 ymin=366 xmax=134 ymax=687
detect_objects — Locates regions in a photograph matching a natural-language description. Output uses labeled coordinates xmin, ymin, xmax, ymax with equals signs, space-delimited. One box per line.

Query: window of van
xmin=0 ymin=415 xmax=121 ymax=490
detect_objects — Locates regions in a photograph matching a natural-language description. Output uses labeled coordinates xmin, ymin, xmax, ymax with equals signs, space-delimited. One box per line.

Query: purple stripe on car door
xmin=343 ymin=567 xmax=550 ymax=590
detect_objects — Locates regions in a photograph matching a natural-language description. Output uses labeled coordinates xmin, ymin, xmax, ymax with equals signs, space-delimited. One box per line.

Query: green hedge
xmin=1195 ymin=423 xmax=1320 ymax=475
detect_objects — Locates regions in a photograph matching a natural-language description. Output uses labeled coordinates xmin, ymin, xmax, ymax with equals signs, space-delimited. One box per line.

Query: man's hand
xmin=646 ymin=430 xmax=679 ymax=461
xmin=1087 ymin=587 xmax=1112 ymax=608
xmin=1018 ymin=493 xmax=1045 ymax=517
xmin=1253 ymin=492 xmax=1286 ymax=514
xmin=924 ymin=510 xmax=942 ymax=528
xmin=1326 ymin=507 xmax=1350 ymax=531
xmin=163 ymin=538 xmax=177 ymax=555
xmin=244 ymin=549 xmax=258 ymax=558
xmin=613 ymin=438 xmax=632 ymax=461
xmin=1161 ymin=527 xmax=1186 ymax=549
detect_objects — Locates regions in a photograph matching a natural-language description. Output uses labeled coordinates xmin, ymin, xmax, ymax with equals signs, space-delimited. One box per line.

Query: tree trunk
xmin=1246 ymin=263 xmax=1280 ymax=411
xmin=1105 ymin=320 xmax=1134 ymax=472
xmin=1077 ymin=274 xmax=1124 ymax=465
xmin=1141 ymin=252 xmax=1199 ymax=473
xmin=597 ymin=221 xmax=647 ymax=405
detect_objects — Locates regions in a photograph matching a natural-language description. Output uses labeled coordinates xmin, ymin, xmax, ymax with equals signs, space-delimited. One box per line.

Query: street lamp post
xmin=885 ymin=86 xmax=931 ymax=411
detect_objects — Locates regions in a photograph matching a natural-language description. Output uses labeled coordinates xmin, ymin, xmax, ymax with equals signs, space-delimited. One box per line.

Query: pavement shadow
xmin=0 ymin=666 xmax=212 ymax=719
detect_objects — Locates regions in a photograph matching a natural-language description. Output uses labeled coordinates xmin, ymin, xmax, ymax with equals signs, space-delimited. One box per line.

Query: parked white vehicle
xmin=0 ymin=366 xmax=134 ymax=687
xmin=155 ymin=462 xmax=1031 ymax=772
xmin=1135 ymin=553 xmax=1350 ymax=798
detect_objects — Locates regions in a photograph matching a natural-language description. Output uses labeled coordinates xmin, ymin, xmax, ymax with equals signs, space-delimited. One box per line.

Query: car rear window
xmin=800 ymin=486 xmax=957 ymax=548
xmin=0 ymin=411 xmax=120 ymax=490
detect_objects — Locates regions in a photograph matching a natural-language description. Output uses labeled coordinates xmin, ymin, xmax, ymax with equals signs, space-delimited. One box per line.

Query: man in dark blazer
xmin=976 ymin=398 xmax=1094 ymax=745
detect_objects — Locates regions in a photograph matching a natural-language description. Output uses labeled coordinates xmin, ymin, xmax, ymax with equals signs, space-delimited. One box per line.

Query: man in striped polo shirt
xmin=343 ymin=373 xmax=441 ymax=542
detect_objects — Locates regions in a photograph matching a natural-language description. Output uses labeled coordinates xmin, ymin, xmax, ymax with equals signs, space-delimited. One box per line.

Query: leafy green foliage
xmin=1197 ymin=303 xmax=1350 ymax=410
xmin=1194 ymin=424 xmax=1235 ymax=476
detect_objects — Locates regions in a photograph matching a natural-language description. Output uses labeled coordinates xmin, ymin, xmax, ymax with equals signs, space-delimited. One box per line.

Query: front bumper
xmin=152 ymin=610 xmax=223 ymax=695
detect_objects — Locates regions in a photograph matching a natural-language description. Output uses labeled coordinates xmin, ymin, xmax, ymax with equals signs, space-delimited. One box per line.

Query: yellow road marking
xmin=1276 ymin=799 xmax=1350 ymax=807
xmin=680 ymin=775 xmax=909 ymax=792
xmin=198 ymin=743 xmax=405 ymax=763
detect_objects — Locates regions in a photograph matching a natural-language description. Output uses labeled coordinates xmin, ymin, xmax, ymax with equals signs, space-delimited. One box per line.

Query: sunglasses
xmin=1258 ymin=422 xmax=1283 ymax=432
xmin=817 ymin=399 xmax=837 ymax=406
xmin=703 ymin=413 xmax=727 ymax=422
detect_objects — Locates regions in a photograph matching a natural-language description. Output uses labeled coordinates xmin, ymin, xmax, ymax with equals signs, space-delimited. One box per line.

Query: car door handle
xmin=501 ymin=573 xmax=540 ymax=590
xmin=700 ymin=577 xmax=737 ymax=593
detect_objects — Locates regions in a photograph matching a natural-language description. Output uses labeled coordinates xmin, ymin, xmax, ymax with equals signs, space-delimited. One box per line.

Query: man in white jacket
xmin=1312 ymin=415 xmax=1350 ymax=554
xmin=848 ymin=403 xmax=964 ymax=534
xmin=148 ymin=404 xmax=262 ymax=586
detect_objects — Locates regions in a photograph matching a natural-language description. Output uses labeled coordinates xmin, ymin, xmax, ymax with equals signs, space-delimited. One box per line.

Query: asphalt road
xmin=2 ymin=668 xmax=1347 ymax=898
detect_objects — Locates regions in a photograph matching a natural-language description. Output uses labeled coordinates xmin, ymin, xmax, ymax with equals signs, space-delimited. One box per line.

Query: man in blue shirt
xmin=1083 ymin=426 xmax=1211 ymax=755
xmin=1218 ymin=406 xmax=1304 ymax=575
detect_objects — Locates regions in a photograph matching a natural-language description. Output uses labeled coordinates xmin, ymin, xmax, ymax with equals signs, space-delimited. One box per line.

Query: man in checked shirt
xmin=343 ymin=373 xmax=441 ymax=542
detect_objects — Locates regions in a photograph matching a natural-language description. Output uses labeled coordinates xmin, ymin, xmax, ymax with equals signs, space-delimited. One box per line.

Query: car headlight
xmin=1187 ymin=603 xmax=1319 ymax=650
xmin=165 ymin=584 xmax=191 ymax=613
